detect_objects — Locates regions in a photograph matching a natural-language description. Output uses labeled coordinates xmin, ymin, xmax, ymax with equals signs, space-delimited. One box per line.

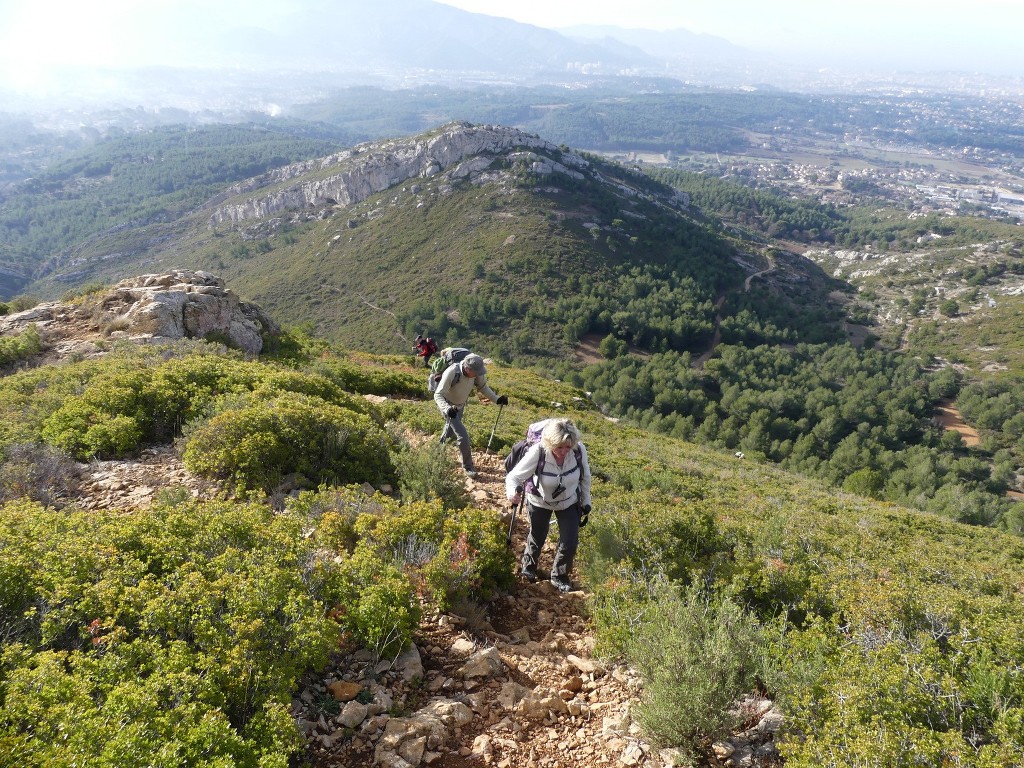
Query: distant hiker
xmin=506 ymin=418 xmax=592 ymax=593
xmin=434 ymin=352 xmax=508 ymax=478
xmin=413 ymin=333 xmax=439 ymax=366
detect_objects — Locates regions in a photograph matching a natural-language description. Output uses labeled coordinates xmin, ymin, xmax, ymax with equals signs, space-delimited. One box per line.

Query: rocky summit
xmin=207 ymin=122 xmax=609 ymax=227
xmin=0 ymin=270 xmax=278 ymax=358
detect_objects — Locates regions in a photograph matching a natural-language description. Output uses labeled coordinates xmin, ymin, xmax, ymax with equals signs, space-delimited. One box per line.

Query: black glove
xmin=579 ymin=504 xmax=591 ymax=528
xmin=496 ymin=395 xmax=508 ymax=406
xmin=446 ymin=406 xmax=458 ymax=419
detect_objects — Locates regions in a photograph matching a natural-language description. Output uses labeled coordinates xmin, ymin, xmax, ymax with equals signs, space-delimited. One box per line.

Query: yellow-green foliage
xmin=285 ymin=486 xmax=513 ymax=656
xmin=350 ymin=489 xmax=514 ymax=612
xmin=0 ymin=496 xmax=339 ymax=767
xmin=182 ymin=391 xmax=394 ymax=494
xmin=310 ymin=354 xmax=424 ymax=398
xmin=580 ymin=488 xmax=725 ymax=587
xmin=0 ymin=344 xmax=407 ymax=467
xmin=0 ymin=325 xmax=42 ymax=369
xmin=334 ymin=548 xmax=421 ymax=660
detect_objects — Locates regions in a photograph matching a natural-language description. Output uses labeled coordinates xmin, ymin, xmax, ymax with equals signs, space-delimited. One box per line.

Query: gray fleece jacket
xmin=433 ymin=362 xmax=499 ymax=413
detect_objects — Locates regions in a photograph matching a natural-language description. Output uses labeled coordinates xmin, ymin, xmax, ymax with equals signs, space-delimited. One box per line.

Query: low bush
xmin=334 ymin=548 xmax=421 ymax=659
xmin=394 ymin=439 xmax=470 ymax=510
xmin=312 ymin=356 xmax=423 ymax=398
xmin=347 ymin=490 xmax=513 ymax=611
xmin=591 ymin=574 xmax=766 ymax=758
xmin=183 ymin=392 xmax=394 ymax=495
xmin=0 ymin=325 xmax=42 ymax=369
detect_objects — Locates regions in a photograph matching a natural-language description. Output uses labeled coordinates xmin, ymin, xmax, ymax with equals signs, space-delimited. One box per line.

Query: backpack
xmin=427 ymin=347 xmax=470 ymax=392
xmin=504 ymin=419 xmax=583 ymax=496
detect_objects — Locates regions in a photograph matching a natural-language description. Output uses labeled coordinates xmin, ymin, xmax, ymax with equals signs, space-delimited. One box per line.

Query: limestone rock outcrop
xmin=207 ymin=122 xmax=591 ymax=227
xmin=99 ymin=270 xmax=278 ymax=355
xmin=0 ymin=270 xmax=278 ymax=358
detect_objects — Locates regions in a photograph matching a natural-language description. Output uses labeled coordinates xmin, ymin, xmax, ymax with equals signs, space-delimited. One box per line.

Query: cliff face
xmin=207 ymin=122 xmax=590 ymax=227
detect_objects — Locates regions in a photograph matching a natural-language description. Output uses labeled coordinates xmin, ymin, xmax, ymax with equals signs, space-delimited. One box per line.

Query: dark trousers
xmin=522 ymin=502 xmax=581 ymax=581
xmin=439 ymin=409 xmax=474 ymax=470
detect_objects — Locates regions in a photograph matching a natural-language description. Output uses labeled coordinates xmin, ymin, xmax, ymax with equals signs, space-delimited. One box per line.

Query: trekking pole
xmin=486 ymin=404 xmax=504 ymax=454
xmin=507 ymin=488 xmax=524 ymax=547
xmin=437 ymin=411 xmax=452 ymax=454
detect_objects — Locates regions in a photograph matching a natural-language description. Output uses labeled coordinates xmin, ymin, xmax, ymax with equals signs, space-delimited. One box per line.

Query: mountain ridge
xmin=204 ymin=122 xmax=592 ymax=226
xmin=33 ymin=121 xmax=787 ymax=361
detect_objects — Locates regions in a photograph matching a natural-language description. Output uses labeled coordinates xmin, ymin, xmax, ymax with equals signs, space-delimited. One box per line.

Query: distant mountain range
xmin=4 ymin=0 xmax=1017 ymax=114
xmin=203 ymin=0 xmax=662 ymax=77
xmin=559 ymin=24 xmax=749 ymax=64
xmin=0 ymin=0 xmax=806 ymax=111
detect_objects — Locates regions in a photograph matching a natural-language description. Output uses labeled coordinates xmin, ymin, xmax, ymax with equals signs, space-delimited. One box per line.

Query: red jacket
xmin=414 ymin=338 xmax=438 ymax=357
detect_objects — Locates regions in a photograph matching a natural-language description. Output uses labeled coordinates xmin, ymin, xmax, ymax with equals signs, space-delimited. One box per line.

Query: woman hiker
xmin=506 ymin=418 xmax=592 ymax=593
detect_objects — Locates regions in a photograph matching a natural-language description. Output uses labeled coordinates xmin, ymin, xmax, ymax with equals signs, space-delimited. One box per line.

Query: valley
xmin=4 ymin=106 xmax=1023 ymax=528
xmin=4 ymin=72 xmax=1024 ymax=767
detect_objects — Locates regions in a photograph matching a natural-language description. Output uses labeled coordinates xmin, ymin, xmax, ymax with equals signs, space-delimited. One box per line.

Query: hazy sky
xmin=0 ymin=0 xmax=1020 ymax=92
xmin=436 ymin=0 xmax=1023 ymax=75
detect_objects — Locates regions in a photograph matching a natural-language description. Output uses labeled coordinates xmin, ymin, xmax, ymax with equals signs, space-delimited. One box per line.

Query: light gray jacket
xmin=434 ymin=362 xmax=499 ymax=414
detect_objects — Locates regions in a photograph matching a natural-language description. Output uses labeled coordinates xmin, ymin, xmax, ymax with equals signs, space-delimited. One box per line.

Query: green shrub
xmin=394 ymin=439 xmax=470 ymax=510
xmin=334 ymin=548 xmax=420 ymax=659
xmin=251 ymin=369 xmax=367 ymax=414
xmin=7 ymin=295 xmax=39 ymax=313
xmin=312 ymin=356 xmax=423 ymax=398
xmin=620 ymin=578 xmax=766 ymax=757
xmin=0 ymin=325 xmax=42 ymax=369
xmin=40 ymin=369 xmax=151 ymax=459
xmin=350 ymin=493 xmax=513 ymax=611
xmin=42 ymin=403 xmax=143 ymax=459
xmin=183 ymin=392 xmax=394 ymax=495
xmin=285 ymin=484 xmax=387 ymax=556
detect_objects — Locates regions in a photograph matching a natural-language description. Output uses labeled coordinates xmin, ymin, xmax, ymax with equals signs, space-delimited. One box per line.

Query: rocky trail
xmin=293 ymin=449 xmax=660 ymax=768
xmin=73 ymin=443 xmax=782 ymax=768
xmin=3 ymin=274 xmax=781 ymax=767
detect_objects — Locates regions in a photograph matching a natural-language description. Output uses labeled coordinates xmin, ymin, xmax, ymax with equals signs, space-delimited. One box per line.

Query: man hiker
xmin=433 ymin=352 xmax=507 ymax=478
xmin=413 ymin=334 xmax=439 ymax=366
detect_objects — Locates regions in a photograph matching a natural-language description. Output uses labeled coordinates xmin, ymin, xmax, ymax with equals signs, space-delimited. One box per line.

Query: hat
xmin=462 ymin=354 xmax=486 ymax=375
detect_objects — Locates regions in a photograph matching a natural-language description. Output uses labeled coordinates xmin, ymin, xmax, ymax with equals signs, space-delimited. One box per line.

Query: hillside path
xmin=68 ymin=440 xmax=780 ymax=768
xmin=297 ymin=447 xmax=665 ymax=768
xmin=294 ymin=443 xmax=781 ymax=768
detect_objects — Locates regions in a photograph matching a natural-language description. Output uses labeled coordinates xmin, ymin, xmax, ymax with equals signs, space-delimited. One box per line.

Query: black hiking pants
xmin=522 ymin=501 xmax=581 ymax=581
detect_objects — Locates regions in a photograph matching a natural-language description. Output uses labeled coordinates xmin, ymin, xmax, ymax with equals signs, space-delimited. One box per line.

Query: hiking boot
xmin=465 ymin=469 xmax=478 ymax=479
xmin=550 ymin=577 xmax=573 ymax=594
xmin=521 ymin=569 xmax=538 ymax=583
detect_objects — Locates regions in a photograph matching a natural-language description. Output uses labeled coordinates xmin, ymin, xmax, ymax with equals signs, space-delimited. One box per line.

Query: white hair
xmin=540 ymin=418 xmax=581 ymax=451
